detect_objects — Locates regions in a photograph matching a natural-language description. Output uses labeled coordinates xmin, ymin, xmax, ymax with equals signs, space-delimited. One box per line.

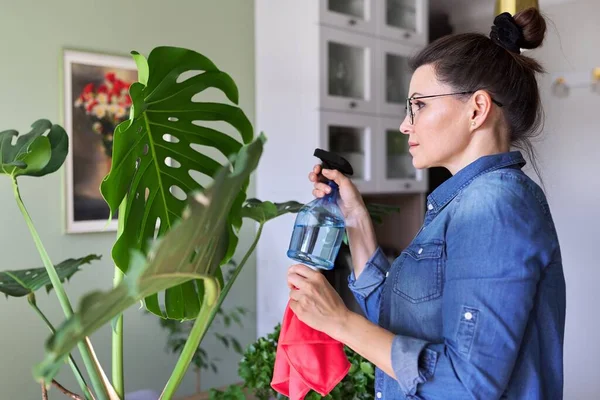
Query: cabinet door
xmin=320 ymin=0 xmax=376 ymax=35
xmin=376 ymin=0 xmax=429 ymax=46
xmin=320 ymin=26 xmax=376 ymax=114
xmin=320 ymin=111 xmax=377 ymax=193
xmin=375 ymin=117 xmax=427 ymax=193
xmin=376 ymin=40 xmax=417 ymax=117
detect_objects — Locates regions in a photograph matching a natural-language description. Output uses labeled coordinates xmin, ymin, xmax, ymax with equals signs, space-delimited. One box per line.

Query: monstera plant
xmin=1 ymin=46 xmax=397 ymax=400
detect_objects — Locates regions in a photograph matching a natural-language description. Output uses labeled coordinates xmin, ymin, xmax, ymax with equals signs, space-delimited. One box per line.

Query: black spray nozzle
xmin=313 ymin=148 xmax=354 ymax=184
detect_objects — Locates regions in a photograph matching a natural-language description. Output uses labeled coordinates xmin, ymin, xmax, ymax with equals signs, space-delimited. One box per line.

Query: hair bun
xmin=514 ymin=7 xmax=547 ymax=50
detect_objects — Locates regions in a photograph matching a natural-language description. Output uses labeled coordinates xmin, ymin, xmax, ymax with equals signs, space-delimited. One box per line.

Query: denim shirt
xmin=348 ymin=151 xmax=566 ymax=400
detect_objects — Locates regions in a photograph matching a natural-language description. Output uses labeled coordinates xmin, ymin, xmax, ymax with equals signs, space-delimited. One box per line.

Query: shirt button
xmin=427 ymin=203 xmax=433 ymax=210
xmin=418 ymin=247 xmax=423 ymax=255
xmin=464 ymin=312 xmax=473 ymax=321
xmin=376 ymin=392 xmax=382 ymax=399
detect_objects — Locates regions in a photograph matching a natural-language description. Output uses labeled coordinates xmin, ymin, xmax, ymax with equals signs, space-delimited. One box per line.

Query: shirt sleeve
xmin=391 ymin=177 xmax=557 ymax=399
xmin=347 ymin=247 xmax=390 ymax=324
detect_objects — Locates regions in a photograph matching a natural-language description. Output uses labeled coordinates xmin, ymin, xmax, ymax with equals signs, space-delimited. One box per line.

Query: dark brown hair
xmin=409 ymin=7 xmax=547 ymax=182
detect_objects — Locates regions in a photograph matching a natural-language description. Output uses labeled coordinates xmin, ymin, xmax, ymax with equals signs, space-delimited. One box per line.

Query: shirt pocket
xmin=393 ymin=240 xmax=445 ymax=304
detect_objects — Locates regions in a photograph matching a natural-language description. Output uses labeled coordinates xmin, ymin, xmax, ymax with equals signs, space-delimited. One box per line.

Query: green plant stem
xmin=160 ymin=278 xmax=220 ymax=400
xmin=27 ymin=294 xmax=94 ymax=400
xmin=159 ymin=222 xmax=264 ymax=399
xmin=12 ymin=178 xmax=110 ymax=400
xmin=112 ymin=199 xmax=127 ymax=398
xmin=207 ymin=224 xmax=264 ymax=333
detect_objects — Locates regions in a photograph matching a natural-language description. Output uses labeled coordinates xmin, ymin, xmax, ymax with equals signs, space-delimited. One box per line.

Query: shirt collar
xmin=426 ymin=151 xmax=526 ymax=213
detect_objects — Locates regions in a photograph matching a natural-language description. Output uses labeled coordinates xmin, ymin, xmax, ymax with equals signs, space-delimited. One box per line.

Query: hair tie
xmin=490 ymin=12 xmax=524 ymax=54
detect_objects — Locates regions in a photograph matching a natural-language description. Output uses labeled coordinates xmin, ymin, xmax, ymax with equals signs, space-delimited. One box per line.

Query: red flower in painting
xmin=74 ymin=71 xmax=134 ymax=157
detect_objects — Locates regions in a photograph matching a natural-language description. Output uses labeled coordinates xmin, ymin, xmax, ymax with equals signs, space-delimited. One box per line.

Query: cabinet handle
xmin=403 ymin=32 xmax=412 ymax=39
xmin=404 ymin=182 xmax=412 ymax=189
xmin=349 ymin=101 xmax=357 ymax=109
xmin=348 ymin=19 xmax=357 ymax=26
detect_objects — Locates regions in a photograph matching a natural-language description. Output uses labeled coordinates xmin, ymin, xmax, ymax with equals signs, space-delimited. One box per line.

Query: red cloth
xmin=271 ymin=301 xmax=351 ymax=400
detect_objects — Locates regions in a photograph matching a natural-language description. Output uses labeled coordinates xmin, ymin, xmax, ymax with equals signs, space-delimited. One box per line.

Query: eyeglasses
xmin=405 ymin=91 xmax=504 ymax=125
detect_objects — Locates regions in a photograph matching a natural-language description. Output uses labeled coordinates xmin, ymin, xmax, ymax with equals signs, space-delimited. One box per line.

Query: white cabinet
xmin=320 ymin=0 xmax=428 ymax=46
xmin=255 ymin=0 xmax=429 ymax=338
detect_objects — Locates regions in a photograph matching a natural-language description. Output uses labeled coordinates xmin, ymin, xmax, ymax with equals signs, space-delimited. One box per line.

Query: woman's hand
xmin=287 ymin=264 xmax=350 ymax=339
xmin=309 ymin=165 xmax=368 ymax=222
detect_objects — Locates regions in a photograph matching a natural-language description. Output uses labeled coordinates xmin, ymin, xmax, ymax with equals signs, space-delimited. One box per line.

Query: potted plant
xmin=0 ymin=45 xmax=397 ymax=400
xmin=208 ymin=324 xmax=375 ymax=400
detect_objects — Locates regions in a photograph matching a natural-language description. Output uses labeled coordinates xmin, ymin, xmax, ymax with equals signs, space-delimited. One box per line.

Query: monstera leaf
xmin=35 ymin=134 xmax=266 ymax=383
xmin=0 ymin=255 xmax=101 ymax=298
xmin=0 ymin=119 xmax=68 ymax=178
xmin=100 ymin=46 xmax=253 ymax=320
xmin=240 ymin=199 xmax=304 ymax=224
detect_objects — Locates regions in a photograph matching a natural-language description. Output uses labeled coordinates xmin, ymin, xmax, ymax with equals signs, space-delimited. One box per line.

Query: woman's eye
xmin=413 ymin=101 xmax=425 ymax=110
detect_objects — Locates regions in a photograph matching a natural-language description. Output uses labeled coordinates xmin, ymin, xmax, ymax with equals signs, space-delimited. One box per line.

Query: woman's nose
xmin=399 ymin=115 xmax=412 ymax=135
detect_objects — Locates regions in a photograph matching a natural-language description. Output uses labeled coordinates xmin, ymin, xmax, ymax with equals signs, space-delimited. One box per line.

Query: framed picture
xmin=63 ymin=49 xmax=137 ymax=233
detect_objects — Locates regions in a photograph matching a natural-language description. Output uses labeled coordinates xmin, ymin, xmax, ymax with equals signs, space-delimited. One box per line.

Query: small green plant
xmin=209 ymin=324 xmax=375 ymax=400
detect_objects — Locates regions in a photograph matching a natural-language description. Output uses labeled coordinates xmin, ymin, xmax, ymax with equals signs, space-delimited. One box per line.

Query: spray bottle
xmin=287 ymin=149 xmax=354 ymax=270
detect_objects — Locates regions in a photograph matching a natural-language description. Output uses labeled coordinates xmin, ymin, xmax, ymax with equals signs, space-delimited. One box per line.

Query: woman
xmin=286 ymin=8 xmax=566 ymax=400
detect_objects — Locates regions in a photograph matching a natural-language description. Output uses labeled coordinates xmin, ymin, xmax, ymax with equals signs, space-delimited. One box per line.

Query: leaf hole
xmin=176 ymin=70 xmax=203 ymax=84
xmin=189 ymin=169 xmax=212 ymax=187
xmin=143 ymin=144 xmax=149 ymax=155
xmin=137 ymin=126 xmax=143 ymax=133
xmin=135 ymin=158 xmax=141 ymax=169
xmin=32 ymin=274 xmax=38 ymax=279
xmin=145 ymin=187 xmax=150 ymax=202
xmin=165 ymin=157 xmax=181 ymax=169
xmin=168 ymin=117 xmax=179 ymax=122
xmin=170 ymin=185 xmax=187 ymax=201
xmin=154 ymin=218 xmax=161 ymax=240
xmin=25 ymin=271 xmax=31 ymax=275
xmin=163 ymin=134 xmax=180 ymax=144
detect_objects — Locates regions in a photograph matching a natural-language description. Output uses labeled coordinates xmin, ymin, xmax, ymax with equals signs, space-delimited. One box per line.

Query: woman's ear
xmin=470 ymin=90 xmax=493 ymax=129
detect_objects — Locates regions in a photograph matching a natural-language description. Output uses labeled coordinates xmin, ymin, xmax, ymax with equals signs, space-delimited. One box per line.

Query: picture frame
xmin=62 ymin=49 xmax=137 ymax=233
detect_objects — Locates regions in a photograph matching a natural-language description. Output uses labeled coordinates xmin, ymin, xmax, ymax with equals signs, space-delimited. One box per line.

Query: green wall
xmin=0 ymin=0 xmax=256 ymax=398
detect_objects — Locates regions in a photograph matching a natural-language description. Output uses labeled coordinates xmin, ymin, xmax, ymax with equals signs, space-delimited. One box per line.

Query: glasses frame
xmin=405 ymin=91 xmax=504 ymax=125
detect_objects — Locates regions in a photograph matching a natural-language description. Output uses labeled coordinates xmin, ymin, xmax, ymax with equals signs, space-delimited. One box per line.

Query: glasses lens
xmin=406 ymin=99 xmax=413 ymax=124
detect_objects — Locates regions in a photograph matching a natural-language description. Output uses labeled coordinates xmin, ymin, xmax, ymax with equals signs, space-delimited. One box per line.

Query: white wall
xmin=0 ymin=1 xmax=256 ymax=399
xmin=450 ymin=1 xmax=600 ymax=398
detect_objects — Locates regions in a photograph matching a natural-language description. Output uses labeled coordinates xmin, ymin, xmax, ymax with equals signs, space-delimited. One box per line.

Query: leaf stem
xmin=12 ymin=177 xmax=110 ymax=400
xmin=112 ymin=198 xmax=127 ymax=398
xmin=159 ymin=223 xmax=264 ymax=398
xmin=28 ymin=294 xmax=94 ymax=400
xmin=207 ymin=224 xmax=264 ymax=333
xmin=159 ymin=278 xmax=220 ymax=399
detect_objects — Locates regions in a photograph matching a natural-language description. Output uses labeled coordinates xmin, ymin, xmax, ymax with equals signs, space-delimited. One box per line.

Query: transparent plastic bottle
xmin=287 ymin=149 xmax=354 ymax=270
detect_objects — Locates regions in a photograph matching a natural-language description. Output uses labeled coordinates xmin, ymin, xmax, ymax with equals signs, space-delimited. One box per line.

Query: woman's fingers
xmin=322 ymin=168 xmax=345 ymax=187
xmin=314 ymin=182 xmax=331 ymax=194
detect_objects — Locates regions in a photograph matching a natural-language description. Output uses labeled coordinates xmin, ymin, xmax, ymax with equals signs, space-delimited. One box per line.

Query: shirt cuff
xmin=347 ymin=247 xmax=390 ymax=298
xmin=391 ymin=335 xmax=439 ymax=396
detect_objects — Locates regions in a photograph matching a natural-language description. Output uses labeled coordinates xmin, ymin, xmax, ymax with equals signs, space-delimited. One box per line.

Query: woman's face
xmin=399 ymin=64 xmax=473 ymax=172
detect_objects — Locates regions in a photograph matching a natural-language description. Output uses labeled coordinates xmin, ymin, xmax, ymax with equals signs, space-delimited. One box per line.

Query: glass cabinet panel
xmin=321 ymin=27 xmax=375 ymax=113
xmin=328 ymin=0 xmax=366 ymax=19
xmin=386 ymin=0 xmax=417 ymax=33
xmin=386 ymin=53 xmax=411 ymax=105
xmin=329 ymin=125 xmax=366 ymax=180
xmin=386 ymin=130 xmax=415 ymax=179
xmin=328 ymin=42 xmax=366 ymax=100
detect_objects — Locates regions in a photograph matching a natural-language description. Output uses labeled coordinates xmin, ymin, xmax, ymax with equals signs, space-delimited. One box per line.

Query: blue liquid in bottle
xmin=287 ymin=181 xmax=345 ymax=270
